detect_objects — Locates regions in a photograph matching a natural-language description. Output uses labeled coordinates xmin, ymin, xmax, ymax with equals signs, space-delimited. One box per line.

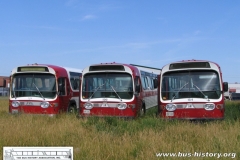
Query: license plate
xmin=12 ymin=109 xmax=19 ymax=114
xmin=166 ymin=112 xmax=174 ymax=116
xmin=83 ymin=109 xmax=90 ymax=114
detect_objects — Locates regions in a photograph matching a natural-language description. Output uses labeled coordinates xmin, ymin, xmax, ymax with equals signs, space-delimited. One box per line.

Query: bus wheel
xmin=140 ymin=105 xmax=146 ymax=116
xmin=68 ymin=104 xmax=77 ymax=114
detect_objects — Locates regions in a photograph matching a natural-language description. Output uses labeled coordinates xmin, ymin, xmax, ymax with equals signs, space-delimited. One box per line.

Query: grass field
xmin=1 ymin=97 xmax=240 ymax=159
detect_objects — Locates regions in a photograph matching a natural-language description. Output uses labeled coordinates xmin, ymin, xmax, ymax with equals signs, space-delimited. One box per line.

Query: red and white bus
xmin=79 ymin=62 xmax=161 ymax=118
xmin=158 ymin=60 xmax=228 ymax=120
xmin=9 ymin=64 xmax=82 ymax=115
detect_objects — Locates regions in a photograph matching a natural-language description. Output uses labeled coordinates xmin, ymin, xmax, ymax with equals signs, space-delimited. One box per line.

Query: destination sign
xmin=18 ymin=67 xmax=49 ymax=72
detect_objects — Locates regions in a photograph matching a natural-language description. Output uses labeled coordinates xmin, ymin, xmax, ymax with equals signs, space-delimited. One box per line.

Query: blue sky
xmin=0 ymin=0 xmax=240 ymax=83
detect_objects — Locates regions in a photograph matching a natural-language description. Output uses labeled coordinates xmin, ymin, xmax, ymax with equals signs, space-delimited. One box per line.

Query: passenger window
xmin=58 ymin=78 xmax=66 ymax=96
xmin=150 ymin=77 xmax=154 ymax=89
xmin=70 ymin=72 xmax=81 ymax=90
xmin=141 ymin=76 xmax=147 ymax=90
xmin=134 ymin=76 xmax=140 ymax=92
xmin=145 ymin=77 xmax=149 ymax=89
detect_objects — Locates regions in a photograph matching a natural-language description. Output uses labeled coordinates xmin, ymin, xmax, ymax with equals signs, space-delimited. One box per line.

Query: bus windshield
xmin=161 ymin=71 xmax=221 ymax=100
xmin=82 ymin=73 xmax=133 ymax=100
xmin=11 ymin=73 xmax=57 ymax=99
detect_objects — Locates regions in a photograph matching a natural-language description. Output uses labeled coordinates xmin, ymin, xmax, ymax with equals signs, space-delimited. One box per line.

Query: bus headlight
xmin=40 ymin=101 xmax=50 ymax=108
xmin=117 ymin=103 xmax=127 ymax=110
xmin=204 ymin=103 xmax=215 ymax=110
xmin=12 ymin=101 xmax=20 ymax=107
xmin=166 ymin=104 xmax=177 ymax=111
xmin=84 ymin=102 xmax=93 ymax=109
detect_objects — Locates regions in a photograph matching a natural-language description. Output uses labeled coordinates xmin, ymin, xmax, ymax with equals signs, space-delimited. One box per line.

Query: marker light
xmin=216 ymin=104 xmax=223 ymax=109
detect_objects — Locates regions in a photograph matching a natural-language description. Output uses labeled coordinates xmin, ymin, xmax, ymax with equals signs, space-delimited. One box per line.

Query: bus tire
xmin=140 ymin=104 xmax=146 ymax=116
xmin=68 ymin=104 xmax=77 ymax=114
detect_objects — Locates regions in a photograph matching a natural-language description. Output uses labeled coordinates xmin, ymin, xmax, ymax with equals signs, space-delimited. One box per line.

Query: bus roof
xmin=83 ymin=62 xmax=161 ymax=75
xmin=11 ymin=64 xmax=82 ymax=74
xmin=161 ymin=59 xmax=221 ymax=73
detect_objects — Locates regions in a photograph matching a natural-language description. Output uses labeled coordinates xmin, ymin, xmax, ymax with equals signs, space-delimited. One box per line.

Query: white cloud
xmin=81 ymin=14 xmax=96 ymax=20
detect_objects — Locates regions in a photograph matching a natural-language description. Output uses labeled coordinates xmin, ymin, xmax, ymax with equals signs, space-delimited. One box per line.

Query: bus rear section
xmin=158 ymin=60 xmax=228 ymax=120
xmin=9 ymin=64 xmax=82 ymax=115
xmin=79 ymin=63 xmax=160 ymax=118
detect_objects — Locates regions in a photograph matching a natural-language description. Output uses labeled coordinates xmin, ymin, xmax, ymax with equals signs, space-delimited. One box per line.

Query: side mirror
xmin=135 ymin=84 xmax=140 ymax=93
xmin=223 ymin=82 xmax=228 ymax=92
xmin=153 ymin=79 xmax=158 ymax=89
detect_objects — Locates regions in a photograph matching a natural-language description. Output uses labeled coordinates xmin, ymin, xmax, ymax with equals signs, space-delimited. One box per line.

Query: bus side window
xmin=134 ymin=76 xmax=140 ymax=93
xmin=144 ymin=77 xmax=149 ymax=89
xmin=70 ymin=72 xmax=81 ymax=90
xmin=58 ymin=78 xmax=66 ymax=96
xmin=147 ymin=76 xmax=153 ymax=89
xmin=72 ymin=79 xmax=78 ymax=90
xmin=140 ymin=76 xmax=146 ymax=90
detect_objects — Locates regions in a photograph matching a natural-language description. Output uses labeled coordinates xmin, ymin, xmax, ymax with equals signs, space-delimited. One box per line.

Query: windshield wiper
xmin=171 ymin=82 xmax=189 ymax=102
xmin=33 ymin=83 xmax=45 ymax=100
xmin=110 ymin=85 xmax=122 ymax=101
xmin=88 ymin=82 xmax=106 ymax=101
xmin=192 ymin=83 xmax=209 ymax=101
